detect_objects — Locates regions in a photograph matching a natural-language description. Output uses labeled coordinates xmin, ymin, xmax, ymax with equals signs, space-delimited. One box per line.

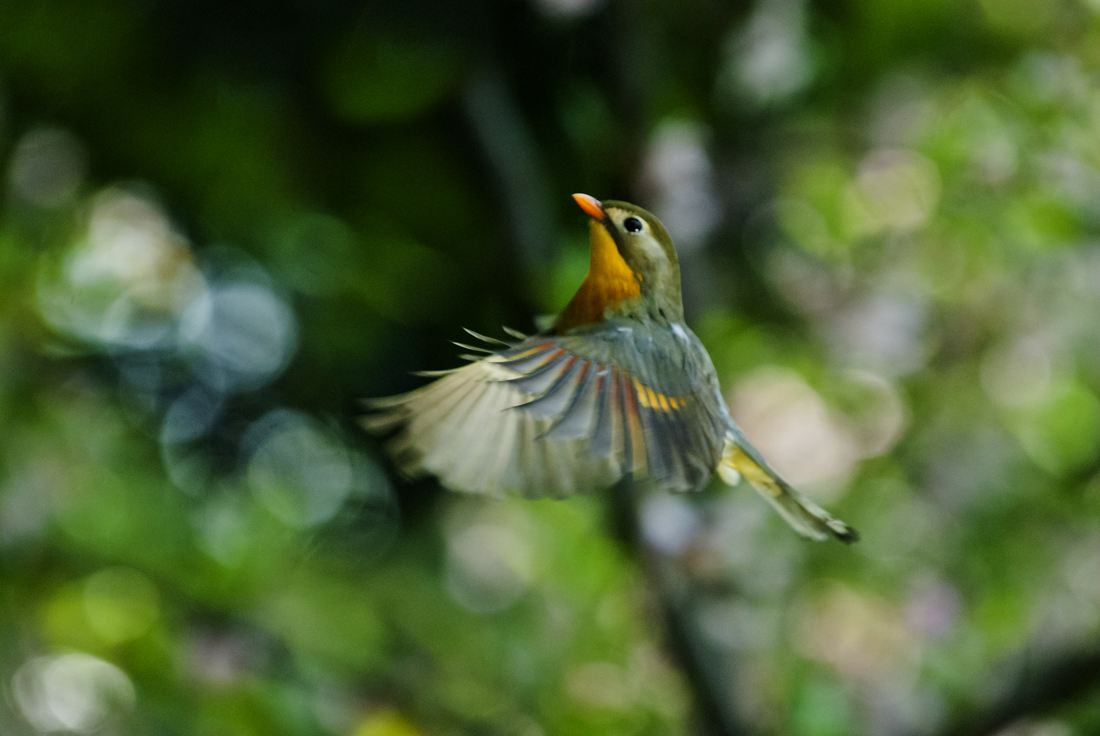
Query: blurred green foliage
xmin=3 ymin=0 xmax=1100 ymax=735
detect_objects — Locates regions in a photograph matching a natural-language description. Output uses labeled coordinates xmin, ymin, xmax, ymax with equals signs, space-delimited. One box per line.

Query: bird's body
xmin=366 ymin=195 xmax=856 ymax=543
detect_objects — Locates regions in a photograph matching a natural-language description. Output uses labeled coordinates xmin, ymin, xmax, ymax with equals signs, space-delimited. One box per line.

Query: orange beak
xmin=572 ymin=193 xmax=606 ymax=221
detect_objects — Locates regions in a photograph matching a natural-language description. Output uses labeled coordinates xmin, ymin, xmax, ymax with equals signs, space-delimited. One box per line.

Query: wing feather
xmin=618 ymin=371 xmax=648 ymax=477
xmin=363 ymin=326 xmax=726 ymax=497
xmin=500 ymin=348 xmax=571 ymax=395
xmin=512 ymin=356 xmax=582 ymax=418
xmin=415 ymin=372 xmax=495 ymax=478
xmin=588 ymin=370 xmax=616 ymax=458
xmin=543 ymin=362 xmax=598 ymax=440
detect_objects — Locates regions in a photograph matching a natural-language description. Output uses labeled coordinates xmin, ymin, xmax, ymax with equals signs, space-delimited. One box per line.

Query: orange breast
xmin=556 ymin=221 xmax=641 ymax=330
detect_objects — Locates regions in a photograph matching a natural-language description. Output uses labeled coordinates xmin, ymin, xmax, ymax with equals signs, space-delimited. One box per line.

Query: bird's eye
xmin=623 ymin=216 xmax=644 ymax=233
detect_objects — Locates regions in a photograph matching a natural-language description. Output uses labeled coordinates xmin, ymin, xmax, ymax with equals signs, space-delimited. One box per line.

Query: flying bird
xmin=365 ymin=194 xmax=856 ymax=542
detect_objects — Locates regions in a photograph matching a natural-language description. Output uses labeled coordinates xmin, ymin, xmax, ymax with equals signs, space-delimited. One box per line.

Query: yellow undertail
xmin=718 ymin=435 xmax=858 ymax=543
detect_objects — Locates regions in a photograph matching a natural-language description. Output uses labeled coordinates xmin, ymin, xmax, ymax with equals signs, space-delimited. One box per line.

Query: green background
xmin=2 ymin=0 xmax=1100 ymax=734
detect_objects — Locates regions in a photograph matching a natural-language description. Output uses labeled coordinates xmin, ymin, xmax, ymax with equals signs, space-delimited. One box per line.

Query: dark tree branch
xmin=609 ymin=486 xmax=748 ymax=736
xmin=459 ymin=67 xmax=558 ymax=311
xmin=928 ymin=643 xmax=1100 ymax=736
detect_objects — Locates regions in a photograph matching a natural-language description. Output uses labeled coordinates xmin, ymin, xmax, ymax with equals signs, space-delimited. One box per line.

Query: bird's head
xmin=555 ymin=193 xmax=684 ymax=331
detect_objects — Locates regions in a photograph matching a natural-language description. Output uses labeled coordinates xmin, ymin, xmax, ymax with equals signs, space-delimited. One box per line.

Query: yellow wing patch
xmin=632 ymin=379 xmax=689 ymax=412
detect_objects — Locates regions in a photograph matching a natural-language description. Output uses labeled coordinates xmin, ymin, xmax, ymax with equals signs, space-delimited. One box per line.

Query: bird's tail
xmin=717 ymin=432 xmax=858 ymax=543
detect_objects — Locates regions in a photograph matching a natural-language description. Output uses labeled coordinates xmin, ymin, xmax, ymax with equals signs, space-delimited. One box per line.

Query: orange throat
xmin=556 ymin=221 xmax=641 ymax=331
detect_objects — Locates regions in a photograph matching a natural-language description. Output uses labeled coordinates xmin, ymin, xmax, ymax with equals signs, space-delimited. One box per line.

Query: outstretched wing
xmin=363 ymin=324 xmax=728 ymax=498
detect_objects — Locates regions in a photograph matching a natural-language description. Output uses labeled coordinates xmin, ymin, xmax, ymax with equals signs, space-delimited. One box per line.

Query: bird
xmin=364 ymin=193 xmax=857 ymax=543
